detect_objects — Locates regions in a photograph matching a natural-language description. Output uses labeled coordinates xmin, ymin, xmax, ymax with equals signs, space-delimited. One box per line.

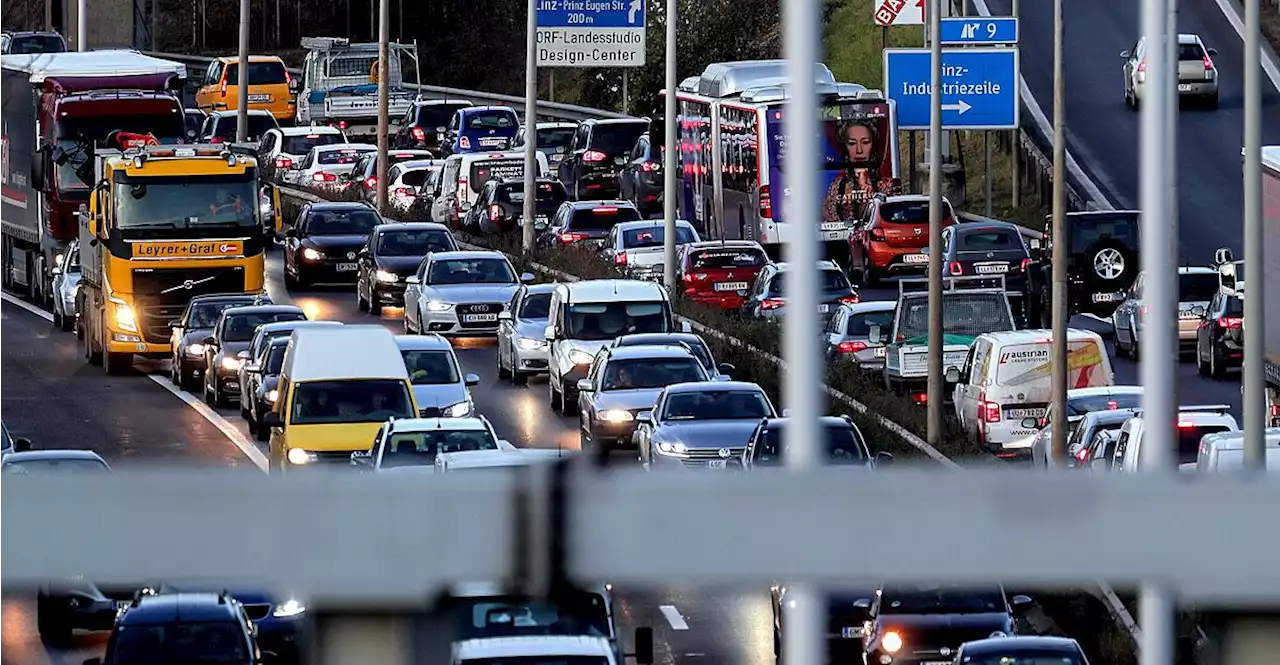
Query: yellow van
xmin=262 ymin=325 xmax=418 ymax=473
xmin=195 ymin=55 xmax=296 ymax=123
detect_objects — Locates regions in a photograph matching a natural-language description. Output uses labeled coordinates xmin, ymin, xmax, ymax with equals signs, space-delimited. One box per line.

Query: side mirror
xmin=350 ymin=450 xmax=373 ymax=466
xmin=944 ymin=367 xmax=961 ymax=383
xmin=716 ymin=362 xmax=735 ymax=376
xmin=577 ymin=379 xmax=595 ymax=393
xmin=168 ymin=319 xmax=183 ymax=329
xmin=405 ymin=275 xmax=420 ymax=285
xmin=1215 ymin=246 xmax=1236 ymax=265
xmin=874 ymin=451 xmax=894 ymax=468
xmin=13 ymin=437 xmax=33 ymax=453
xmin=262 ymin=412 xmax=284 ymax=429
xmin=633 ymin=626 xmax=655 ymax=665
xmin=1207 ymin=47 xmax=1218 ymax=56
xmin=544 ymin=325 xmax=556 ymax=342
xmin=781 ymin=409 xmax=792 ymax=417
xmin=852 ymin=598 xmax=872 ymax=610
xmin=245 ymin=363 xmax=261 ymax=373
xmin=464 ymin=373 xmax=480 ymax=387
xmin=498 ymin=311 xmax=513 ymax=321
xmin=51 ymin=265 xmax=62 ymax=276
xmin=202 ymin=335 xmax=217 ymax=346
xmin=237 ymin=350 xmax=251 ymax=360
xmin=867 ymin=324 xmax=883 ymax=345
xmin=1010 ymin=594 xmax=1034 ymax=612
xmin=519 ymin=272 xmax=536 ymax=283
xmin=289 ymin=78 xmax=301 ymax=92
xmin=635 ymin=411 xmax=653 ymax=425
xmin=680 ymin=320 xmax=693 ymax=333
xmin=1119 ymin=50 xmax=1131 ymax=59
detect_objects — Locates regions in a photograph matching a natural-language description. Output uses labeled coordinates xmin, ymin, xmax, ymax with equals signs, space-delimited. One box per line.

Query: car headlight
xmin=221 ymin=356 xmax=241 ymax=371
xmin=187 ymin=342 xmax=207 ymax=356
xmin=516 ymin=337 xmax=545 ymax=350
xmin=272 ymin=598 xmax=306 ymax=617
xmin=569 ymin=349 xmax=595 ymax=365
xmin=375 ymin=269 xmax=399 ymax=283
xmin=286 ymin=448 xmax=316 ymax=465
xmin=426 ymin=300 xmax=454 ymax=312
xmin=599 ymin=409 xmax=634 ymax=423
xmin=265 ymin=389 xmax=279 ymax=404
xmin=113 ymin=303 xmax=137 ymax=332
xmin=656 ymin=441 xmax=687 ymax=455
xmin=302 ymin=247 xmax=324 ymax=261
xmin=443 ymin=401 xmax=471 ymax=417
xmin=881 ymin=631 xmax=903 ymax=654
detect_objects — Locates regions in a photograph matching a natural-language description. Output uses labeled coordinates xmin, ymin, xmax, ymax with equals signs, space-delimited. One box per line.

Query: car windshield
xmin=212 ymin=114 xmax=277 ymax=140
xmin=114 ymin=174 xmax=259 ymax=231
xmin=1179 ymin=425 xmax=1233 ymax=464
xmin=1179 ymin=273 xmax=1219 ymax=301
xmin=224 ymin=60 xmax=287 ymax=85
xmin=898 ymin=294 xmax=1014 ymax=338
xmin=754 ymin=425 xmax=867 ymax=466
xmin=187 ymin=301 xmax=252 ymax=328
xmin=537 ymin=128 xmax=576 ymax=149
xmin=318 ymin=148 xmax=372 ymax=165
xmin=379 ymin=429 xmax=497 ymax=467
xmin=110 ymin=620 xmax=251 ymax=664
xmin=222 ymin=312 xmax=305 ymax=342
xmin=689 ymin=248 xmax=767 ymax=270
xmin=878 ymin=584 xmax=1006 ymax=614
xmin=846 ymin=310 xmax=894 ymax=338
xmin=398 ymin=169 xmax=434 ymax=187
xmin=879 ymin=200 xmax=950 ymax=223
xmin=496 ymin=182 xmax=568 ymax=206
xmin=290 ymin=380 xmax=415 ymax=425
xmin=958 ymin=229 xmax=1024 ymax=252
xmin=962 ymin=656 xmax=1084 ymax=665
xmin=622 ymin=225 xmax=697 ymax=249
xmin=454 ymin=593 xmax=611 ymax=639
xmin=378 ymin=229 xmax=455 ymax=256
xmin=402 ymin=350 xmax=462 ymax=385
xmin=9 ymin=35 xmax=66 ymax=53
xmin=265 ymin=344 xmax=288 ymax=374
xmin=566 ymin=301 xmax=670 ymax=340
xmin=463 ymin=658 xmax=609 ymax=665
xmin=590 ymin=122 xmax=649 ymax=155
xmin=520 ymin=293 xmax=552 ymax=319
xmin=602 ymin=358 xmax=705 ymax=390
xmin=767 ymin=269 xmax=851 ymax=295
xmin=54 ymin=113 xmax=186 ymax=191
xmin=2 ymin=458 xmax=110 ymax=474
xmin=281 ymin=132 xmax=345 ymax=155
xmin=1066 ymin=393 xmax=1143 ymax=417
xmin=465 ymin=110 xmax=518 ymax=130
xmin=661 ymin=390 xmax=772 ymax=421
xmin=427 ymin=258 xmax=515 ymax=285
xmin=308 ymin=209 xmax=382 ymax=234
xmin=570 ymin=206 xmax=642 ymax=230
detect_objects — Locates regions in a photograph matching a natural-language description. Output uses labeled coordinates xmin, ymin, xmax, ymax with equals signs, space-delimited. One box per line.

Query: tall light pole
xmin=926 ymin=0 xmax=945 ymax=445
xmin=375 ymin=0 xmax=390 ymax=214
xmin=236 ymin=0 xmax=250 ymax=141
xmin=662 ymin=0 xmax=679 ymax=289
xmin=522 ymin=0 xmax=539 ymax=255
xmin=1243 ymin=0 xmax=1266 ymax=468
xmin=1010 ymin=0 xmax=1020 ymax=208
xmin=76 ymin=0 xmax=86 ymax=50
xmin=1049 ymin=0 xmax=1068 ymax=464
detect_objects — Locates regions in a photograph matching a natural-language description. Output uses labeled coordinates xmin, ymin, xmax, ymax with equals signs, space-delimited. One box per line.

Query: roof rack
xmin=896 ymin=274 xmax=1008 ymax=298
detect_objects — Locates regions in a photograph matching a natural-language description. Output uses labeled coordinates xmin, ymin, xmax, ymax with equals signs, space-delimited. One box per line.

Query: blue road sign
xmin=883 ymin=48 xmax=1020 ymax=130
xmin=939 ymin=17 xmax=1018 ymax=45
xmin=537 ymin=0 xmax=647 ymax=28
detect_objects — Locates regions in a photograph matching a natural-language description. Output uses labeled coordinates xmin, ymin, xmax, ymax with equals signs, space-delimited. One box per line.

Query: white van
xmin=1195 ymin=429 xmax=1280 ymax=472
xmin=951 ymin=329 xmax=1114 ymax=455
xmin=429 ymin=151 xmax=550 ymax=225
xmin=1111 ymin=405 xmax=1240 ymax=473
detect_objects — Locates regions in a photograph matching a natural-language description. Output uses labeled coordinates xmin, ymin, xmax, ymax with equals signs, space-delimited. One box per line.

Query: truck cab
xmin=295 ymin=36 xmax=420 ymax=140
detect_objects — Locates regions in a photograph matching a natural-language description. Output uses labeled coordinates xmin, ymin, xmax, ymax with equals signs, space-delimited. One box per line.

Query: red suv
xmin=677 ymin=240 xmax=770 ymax=309
xmin=849 ymin=194 xmax=956 ymax=285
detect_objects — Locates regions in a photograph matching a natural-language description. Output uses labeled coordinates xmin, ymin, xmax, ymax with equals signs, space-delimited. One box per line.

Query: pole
xmin=522 ymin=0 xmax=538 ymax=255
xmin=662 ymin=0 xmax=679 ymax=289
xmin=1011 ymin=0 xmax=1021 ymax=209
xmin=984 ymin=131 xmax=992 ymax=218
xmin=76 ymin=0 xmax=86 ymax=50
xmin=1140 ymin=586 xmax=1176 ymax=665
xmin=622 ymin=70 xmax=629 ymax=115
xmin=236 ymin=0 xmax=250 ymax=141
xmin=152 ymin=0 xmax=158 ymax=49
xmin=1049 ymin=0 xmax=1068 ymax=464
xmin=276 ymin=0 xmax=281 ymax=47
xmin=550 ymin=70 xmax=556 ymax=103
xmin=927 ymin=0 xmax=944 ymax=445
xmin=1243 ymin=0 xmax=1266 ymax=468
xmin=370 ymin=0 xmax=376 ymax=42
xmin=44 ymin=0 xmax=52 ymax=32
xmin=375 ymin=0 xmax=390 ymax=215
xmin=398 ymin=0 xmax=403 ymax=42
xmin=909 ymin=130 xmax=917 ymax=192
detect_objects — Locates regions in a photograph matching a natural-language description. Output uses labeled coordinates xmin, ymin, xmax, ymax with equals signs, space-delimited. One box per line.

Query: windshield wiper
xmin=195 ymin=220 xmax=254 ymax=228
xmin=123 ymin=221 xmax=180 ymax=229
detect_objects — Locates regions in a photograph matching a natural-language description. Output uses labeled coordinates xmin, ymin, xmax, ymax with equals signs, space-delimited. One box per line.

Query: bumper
xmin=512 ymin=344 xmax=550 ymax=373
xmin=651 ymin=451 xmax=737 ymax=470
xmin=685 ymin=290 xmax=748 ymax=310
xmin=297 ymin=258 xmax=361 ymax=282
xmin=373 ymin=282 xmax=408 ymax=305
xmin=589 ymin=421 xmax=639 ymax=448
xmin=865 ymin=242 xmax=930 ymax=272
xmin=1136 ymin=322 xmax=1200 ymax=345
xmin=1134 ymin=78 xmax=1218 ymax=99
xmin=211 ymin=367 xmax=243 ymax=396
xmin=421 ymin=309 xmax=500 ymax=335
xmin=104 ymin=332 xmax=169 ymax=356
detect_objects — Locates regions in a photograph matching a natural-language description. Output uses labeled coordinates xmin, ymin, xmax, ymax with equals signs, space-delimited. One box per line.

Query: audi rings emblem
xmin=1094 ymin=248 xmax=1126 ymax=280
xmin=346 ymin=251 xmax=356 ymax=260
xmin=939 ymin=647 xmax=952 ymax=657
xmin=472 ymin=304 xmax=491 ymax=312
xmin=718 ymin=447 xmax=732 ymax=459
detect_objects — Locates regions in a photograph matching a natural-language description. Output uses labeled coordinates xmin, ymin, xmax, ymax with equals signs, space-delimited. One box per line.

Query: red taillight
xmin=489 ymin=204 xmax=501 ymax=222
xmin=1020 ymin=257 xmax=1032 ymax=272
xmin=560 ymin=232 xmax=589 ymax=244
xmin=1140 ymin=305 xmax=1150 ymax=318
xmin=839 ymin=294 xmax=859 ymax=304
xmin=912 ymin=392 xmax=929 ymax=405
xmin=1204 ymin=55 xmax=1213 ymax=70
xmin=836 ymin=340 xmax=868 ymax=354
xmin=948 ymin=261 xmax=963 ymax=276
xmin=761 ymin=298 xmax=786 ymax=311
xmin=759 ymin=185 xmax=772 ymax=218
xmin=980 ymin=400 xmax=1001 ymax=423
xmin=583 ymin=150 xmax=607 ymax=163
xmin=337 ymin=120 xmax=348 ymax=130
xmin=642 ymin=161 xmax=661 ymax=172
xmin=209 ymin=137 xmax=224 ymax=144
xmin=412 ymin=126 xmax=426 ymax=141
xmin=1218 ymin=316 xmax=1243 ymax=329
xmin=1138 ymin=59 xmax=1147 ymax=73
xmin=284 ymin=69 xmax=292 ymax=87
xmin=312 ymin=171 xmax=336 ymax=182
xmin=457 ymin=178 xmax=469 ymax=191
xmin=869 ymin=227 xmax=886 ymax=240
xmin=364 ymin=176 xmax=377 ymax=190
xmin=614 ymin=252 xmax=628 ymax=266
xmin=1271 ymin=404 xmax=1280 ymax=418
xmin=393 ymin=187 xmax=414 ymax=198
xmin=683 ymin=272 xmax=707 ymax=284
xmin=1178 ymin=421 xmax=1196 ymax=429
xmin=274 ymin=156 xmax=292 ymax=169
xmin=592 ymin=206 xmax=618 ymax=214
xmin=1076 ymin=447 xmax=1092 ymax=463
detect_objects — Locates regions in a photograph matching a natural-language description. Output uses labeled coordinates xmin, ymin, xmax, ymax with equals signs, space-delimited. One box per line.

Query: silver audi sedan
xmin=403 ymin=251 xmax=535 ymax=337
xmin=496 ymin=283 xmax=556 ymax=384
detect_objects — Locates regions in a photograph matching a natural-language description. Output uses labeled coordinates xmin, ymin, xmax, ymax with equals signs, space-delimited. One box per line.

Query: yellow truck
xmin=77 ymin=143 xmax=271 ymax=374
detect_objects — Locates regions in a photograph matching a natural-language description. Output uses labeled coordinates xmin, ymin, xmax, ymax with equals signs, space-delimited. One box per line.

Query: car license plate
xmin=1092 ymin=291 xmax=1124 ymax=303
xmin=819 ymin=222 xmax=845 ymax=231
xmin=1178 ymin=83 xmax=1192 ymax=92
xmin=615 ymin=157 xmax=627 ymax=165
xmin=1005 ymin=407 xmax=1045 ymax=419
xmin=336 ymin=263 xmax=357 ymax=272
xmin=535 ymin=216 xmax=549 ymax=229
xmin=902 ymin=253 xmax=929 ymax=264
xmin=874 ymin=347 xmax=886 ymax=358
xmin=976 ymin=263 xmax=1009 ymax=274
xmin=248 ymin=94 xmax=271 ymax=102
xmin=707 ymin=460 xmax=727 ymax=469
xmin=840 ymin=627 xmax=862 ymax=639
xmin=116 ymin=600 xmax=131 ymax=611
xmin=479 ymin=137 xmax=505 ymax=146
xmin=818 ymin=304 xmax=830 ymax=313
xmin=822 ymin=230 xmax=845 ymax=241
xmin=714 ymin=281 xmax=748 ymax=292
xmin=463 ymin=313 xmax=498 ymax=323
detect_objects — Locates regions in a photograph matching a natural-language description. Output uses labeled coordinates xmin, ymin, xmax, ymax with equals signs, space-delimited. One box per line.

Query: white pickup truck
xmin=880 ymin=276 xmax=1017 ymax=401
xmin=295 ymin=36 xmax=420 ymax=141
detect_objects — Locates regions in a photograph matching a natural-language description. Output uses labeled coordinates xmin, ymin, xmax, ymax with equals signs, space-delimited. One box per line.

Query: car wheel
xmin=255 ymin=416 xmax=271 ymax=442
xmin=56 ymin=305 xmax=72 ymax=332
xmin=559 ymin=389 xmax=577 ymax=416
xmin=284 ymin=262 xmax=298 ymax=288
xmin=550 ymin=380 xmax=563 ymax=412
xmin=496 ymin=343 xmax=511 ymax=380
xmin=171 ymin=357 xmax=182 ymax=385
xmin=36 ymin=593 xmax=73 ymax=647
xmin=1197 ymin=347 xmax=1209 ymax=375
xmin=368 ymin=288 xmax=383 ymax=315
xmin=52 ymin=308 xmax=63 ymax=329
xmin=1209 ymin=348 xmax=1224 ymax=379
xmin=357 ymin=281 xmax=370 ymax=312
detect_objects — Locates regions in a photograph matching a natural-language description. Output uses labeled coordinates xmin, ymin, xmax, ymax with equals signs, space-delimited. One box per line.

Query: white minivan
xmin=950 ymin=329 xmax=1114 ymax=456
xmin=1194 ymin=428 xmax=1280 ymax=473
xmin=429 ymin=151 xmax=550 ymax=226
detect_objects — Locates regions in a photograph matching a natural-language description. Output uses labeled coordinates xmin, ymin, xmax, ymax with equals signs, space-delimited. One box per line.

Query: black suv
xmin=941 ymin=221 xmax=1032 ymax=320
xmin=283 ymin=202 xmax=384 ymax=287
xmin=465 ymin=178 xmax=569 ymax=234
xmin=618 ymin=132 xmax=664 ymax=217
xmin=539 ymin=200 xmax=642 ymax=248
xmin=87 ymin=591 xmax=268 ymax=665
xmin=394 ymin=100 xmax=473 ymax=151
xmin=356 ymin=222 xmax=458 ymax=314
xmin=743 ymin=416 xmax=892 ymax=470
xmin=1025 ymin=210 xmax=1140 ymax=325
xmin=557 ymin=118 xmax=650 ymax=200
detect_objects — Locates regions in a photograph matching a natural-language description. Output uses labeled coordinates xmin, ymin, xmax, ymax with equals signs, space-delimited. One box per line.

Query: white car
xmin=349 ymin=416 xmax=517 ymax=473
xmin=256 ymin=125 xmax=347 ymax=175
xmin=1111 ymin=266 xmax=1219 ymax=358
xmin=600 ymin=219 xmax=701 ymax=282
xmin=384 ymin=159 xmax=443 ymax=210
xmin=1112 ymin=404 xmax=1240 ymax=472
xmin=395 ymin=333 xmax=479 ymax=418
xmin=496 ymin=283 xmax=555 ymax=384
xmin=402 ymin=251 xmax=534 ymax=337
xmin=282 ymin=142 xmax=377 ymax=188
xmin=452 ymin=636 xmax=630 ymax=665
xmin=50 ymin=240 xmax=81 ymax=332
xmin=1122 ymin=33 xmax=1219 ymax=110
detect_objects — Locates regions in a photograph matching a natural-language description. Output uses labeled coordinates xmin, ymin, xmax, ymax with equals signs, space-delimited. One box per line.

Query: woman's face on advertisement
xmin=844 ymin=124 xmax=874 ymax=161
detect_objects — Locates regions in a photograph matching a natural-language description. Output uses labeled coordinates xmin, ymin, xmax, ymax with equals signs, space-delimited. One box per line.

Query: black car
xmin=743 ymin=416 xmax=892 ymax=470
xmin=394 ymin=99 xmax=473 ymax=151
xmin=168 ymin=293 xmax=270 ymax=392
xmin=466 ymin=178 xmax=568 ymax=234
xmin=1196 ymin=286 xmax=1244 ymax=378
xmin=1026 ymin=210 xmax=1141 ymax=325
xmin=356 ymin=222 xmax=459 ymax=314
xmin=245 ymin=337 xmax=289 ymax=440
xmin=557 ymin=118 xmax=650 ymax=200
xmin=618 ymin=132 xmax=663 ymax=217
xmin=202 ymin=305 xmax=307 ymax=407
xmin=87 ymin=592 xmax=267 ymax=665
xmin=283 ymin=202 xmax=384 ymax=287
xmin=1 ymin=31 xmax=67 ymax=54
xmin=184 ymin=108 xmax=208 ymax=140
xmin=861 ymin=583 xmax=1032 ymax=664
xmin=955 ymin=636 xmax=1090 ymax=664
xmin=939 ymin=221 xmax=1032 ymax=308
xmin=539 ymin=200 xmax=643 ymax=248
xmin=199 ymin=110 xmax=280 ymax=143
xmin=609 ymin=332 xmax=729 ymax=377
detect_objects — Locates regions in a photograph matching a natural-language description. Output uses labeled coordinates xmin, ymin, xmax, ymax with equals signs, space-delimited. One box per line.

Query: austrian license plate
xmin=841 ymin=627 xmax=862 ymax=639
xmin=535 ymin=216 xmax=549 ymax=229
xmin=248 ymin=94 xmax=271 ymax=102
xmin=1092 ymin=291 xmax=1124 ymax=303
xmin=707 ymin=460 xmax=727 ymax=469
xmin=1005 ymin=407 xmax=1045 ymax=419
xmin=819 ymin=222 xmax=845 ymax=231
xmin=976 ymin=263 xmax=1009 ymax=274
xmin=902 ymin=253 xmax=929 ymax=264
xmin=1178 ymin=83 xmax=1192 ymax=92
xmin=335 ymin=263 xmax=358 ymax=272
xmin=463 ymin=313 xmax=498 ymax=323
xmin=874 ymin=347 xmax=886 ymax=358
xmin=479 ymin=137 xmax=505 ymax=146
xmin=714 ymin=281 xmax=748 ymax=292
xmin=818 ymin=304 xmax=830 ymax=314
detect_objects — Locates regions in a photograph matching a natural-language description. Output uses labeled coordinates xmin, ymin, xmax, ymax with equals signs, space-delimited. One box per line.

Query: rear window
xmin=326 ymin=55 xmax=377 ymax=77
xmin=470 ymin=159 xmax=525 ymax=193
xmin=768 ymin=269 xmax=851 ymax=295
xmin=9 ymin=35 xmax=66 ymax=53
xmin=846 ymin=310 xmax=895 ymax=337
xmin=880 ymin=200 xmax=952 ymax=224
xmin=1068 ymin=213 xmax=1138 ymax=247
xmin=465 ymin=110 xmax=518 ymax=130
xmin=495 ymin=181 xmax=568 ymax=205
xmin=569 ymin=206 xmax=642 ymax=230
xmin=589 ymin=122 xmax=648 ymax=155
xmin=958 ymin=229 xmax=1023 ymax=251
xmin=1178 ymin=43 xmax=1206 ymax=61
xmin=1179 ymin=273 xmax=1219 ymax=302
xmin=622 ymin=225 xmax=697 ymax=249
xmin=417 ymin=103 xmax=472 ymax=128
xmin=689 ymin=248 xmax=767 ymax=270
xmin=281 ymin=133 xmax=345 ymax=155
xmin=399 ymin=169 xmax=433 ymax=187
xmin=1223 ymin=295 xmax=1244 ymax=316
xmin=1067 ymin=393 xmax=1143 ymax=417
xmin=225 ymin=60 xmax=288 ymax=85
xmin=538 ymin=128 xmax=576 ymax=149
xmin=319 ymin=148 xmax=373 ymax=165
xmin=214 ymin=115 xmax=277 ymax=139
xmin=389 ymin=152 xmax=431 ymax=166
xmin=1179 ymin=425 xmax=1232 ymax=464
xmin=755 ymin=424 xmax=868 ymax=466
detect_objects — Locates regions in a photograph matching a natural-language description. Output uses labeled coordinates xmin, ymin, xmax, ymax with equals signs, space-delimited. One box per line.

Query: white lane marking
xmin=1209 ymin=0 xmax=1280 ymax=90
xmin=1 ymin=291 xmax=269 ymax=473
xmin=659 ymin=605 xmax=689 ymax=631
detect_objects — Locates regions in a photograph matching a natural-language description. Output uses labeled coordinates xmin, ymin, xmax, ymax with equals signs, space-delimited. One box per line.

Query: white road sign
xmin=537 ymin=0 xmax=647 ymax=68
xmin=874 ymin=0 xmax=925 ymax=26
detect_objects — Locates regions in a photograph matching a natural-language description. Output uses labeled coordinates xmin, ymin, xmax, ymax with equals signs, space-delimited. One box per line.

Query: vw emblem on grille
xmin=718 ymin=447 xmax=732 ymax=459
xmin=939 ymin=647 xmax=951 ymax=657
xmin=346 ymin=251 xmax=356 ymax=260
xmin=986 ymin=251 xmax=994 ymax=258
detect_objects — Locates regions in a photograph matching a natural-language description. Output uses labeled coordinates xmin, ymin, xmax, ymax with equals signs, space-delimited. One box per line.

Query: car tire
xmin=550 ymin=380 xmax=563 ymax=412
xmin=171 ymin=358 xmax=183 ymax=385
xmin=860 ymin=253 xmax=878 ymax=286
xmin=36 ymin=594 xmax=73 ymax=647
xmin=52 ymin=308 xmax=63 ymax=330
xmin=1197 ymin=348 xmax=1209 ymax=376
xmin=560 ymin=389 xmax=577 ymax=416
xmin=496 ymin=344 xmax=511 ymax=380
xmin=1209 ymin=348 xmax=1224 ymax=379
xmin=369 ymin=288 xmax=383 ymax=315
xmin=255 ymin=416 xmax=271 ymax=442
xmin=357 ymin=282 xmax=370 ymax=312
xmin=58 ymin=307 xmax=74 ymax=332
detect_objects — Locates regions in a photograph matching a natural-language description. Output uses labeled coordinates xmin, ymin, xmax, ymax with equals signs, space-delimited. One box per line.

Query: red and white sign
xmin=874 ymin=0 xmax=925 ymax=26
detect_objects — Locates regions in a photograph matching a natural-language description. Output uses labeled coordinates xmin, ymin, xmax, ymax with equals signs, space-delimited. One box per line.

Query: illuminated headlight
xmin=443 ymin=401 xmax=471 ymax=417
xmin=54 ymin=253 xmax=65 ymax=266
xmin=881 ymin=631 xmax=903 ymax=654
xmin=272 ymin=599 xmax=306 ymax=617
xmin=569 ymin=349 xmax=595 ymax=365
xmin=375 ymin=269 xmax=399 ymax=283
xmin=302 ymin=247 xmax=324 ymax=261
xmin=220 ymin=356 xmax=242 ymax=371
xmin=656 ymin=441 xmax=687 ymax=455
xmin=515 ymin=337 xmax=545 ymax=350
xmin=599 ymin=409 xmax=634 ymax=424
xmin=187 ymin=342 xmax=207 ymax=356
xmin=426 ymin=300 xmax=453 ymax=312
xmin=265 ymin=389 xmax=279 ymax=404
xmin=112 ymin=304 xmax=138 ymax=332
xmin=287 ymin=448 xmax=316 ymax=465
xmin=988 ymin=631 xmax=1008 ymax=639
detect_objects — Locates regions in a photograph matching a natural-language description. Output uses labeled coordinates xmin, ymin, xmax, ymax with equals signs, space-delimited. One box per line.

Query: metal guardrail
xmin=143 ymin=51 xmax=634 ymax=123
